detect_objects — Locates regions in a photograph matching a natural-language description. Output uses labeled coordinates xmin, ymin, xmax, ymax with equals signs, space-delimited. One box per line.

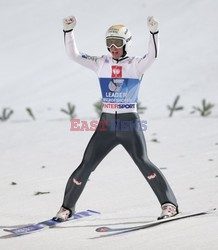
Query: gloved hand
xmin=63 ymin=16 xmax=77 ymax=32
xmin=147 ymin=16 xmax=159 ymax=33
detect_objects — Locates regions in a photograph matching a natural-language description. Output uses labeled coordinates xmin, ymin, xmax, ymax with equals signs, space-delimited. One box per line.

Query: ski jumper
xmin=62 ymin=30 xmax=178 ymax=214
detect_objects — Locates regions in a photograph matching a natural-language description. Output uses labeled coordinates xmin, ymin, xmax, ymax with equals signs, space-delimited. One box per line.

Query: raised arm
xmin=135 ymin=16 xmax=159 ymax=75
xmin=63 ymin=16 xmax=101 ymax=72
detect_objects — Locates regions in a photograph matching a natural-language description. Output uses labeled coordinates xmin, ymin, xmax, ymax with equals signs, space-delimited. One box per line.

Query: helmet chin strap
xmin=121 ymin=45 xmax=127 ymax=57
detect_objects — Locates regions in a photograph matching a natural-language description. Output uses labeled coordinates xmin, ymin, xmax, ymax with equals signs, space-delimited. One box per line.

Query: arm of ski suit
xmin=135 ymin=31 xmax=159 ymax=75
xmin=64 ymin=31 xmax=102 ymax=72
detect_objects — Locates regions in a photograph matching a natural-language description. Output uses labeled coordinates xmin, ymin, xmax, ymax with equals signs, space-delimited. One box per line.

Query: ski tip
xmin=96 ymin=227 xmax=110 ymax=232
xmin=3 ymin=229 xmax=12 ymax=233
xmin=87 ymin=210 xmax=101 ymax=215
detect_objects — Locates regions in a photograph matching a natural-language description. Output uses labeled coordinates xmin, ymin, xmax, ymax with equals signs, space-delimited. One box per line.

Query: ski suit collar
xmin=112 ymin=56 xmax=129 ymax=63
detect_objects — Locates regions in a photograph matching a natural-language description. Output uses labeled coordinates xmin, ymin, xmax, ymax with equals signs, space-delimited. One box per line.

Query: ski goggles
xmin=106 ymin=37 xmax=125 ymax=49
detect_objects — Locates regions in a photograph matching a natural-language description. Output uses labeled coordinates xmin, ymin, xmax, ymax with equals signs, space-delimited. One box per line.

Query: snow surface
xmin=0 ymin=0 xmax=218 ymax=249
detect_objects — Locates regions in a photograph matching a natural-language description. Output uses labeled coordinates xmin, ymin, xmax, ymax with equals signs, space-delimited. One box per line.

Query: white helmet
xmin=105 ymin=25 xmax=132 ymax=54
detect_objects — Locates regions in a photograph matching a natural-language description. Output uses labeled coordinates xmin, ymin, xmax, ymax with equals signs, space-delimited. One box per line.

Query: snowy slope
xmin=0 ymin=0 xmax=218 ymax=249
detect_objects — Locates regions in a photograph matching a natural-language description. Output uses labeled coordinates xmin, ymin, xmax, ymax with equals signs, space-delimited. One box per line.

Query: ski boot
xmin=158 ymin=203 xmax=178 ymax=220
xmin=53 ymin=206 xmax=75 ymax=222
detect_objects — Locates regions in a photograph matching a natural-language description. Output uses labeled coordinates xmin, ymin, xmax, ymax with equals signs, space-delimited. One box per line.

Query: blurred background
xmin=0 ymin=0 xmax=217 ymax=121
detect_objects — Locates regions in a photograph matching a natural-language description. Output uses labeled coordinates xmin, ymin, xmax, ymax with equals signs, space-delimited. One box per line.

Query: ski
xmin=95 ymin=208 xmax=216 ymax=238
xmin=4 ymin=209 xmax=100 ymax=236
